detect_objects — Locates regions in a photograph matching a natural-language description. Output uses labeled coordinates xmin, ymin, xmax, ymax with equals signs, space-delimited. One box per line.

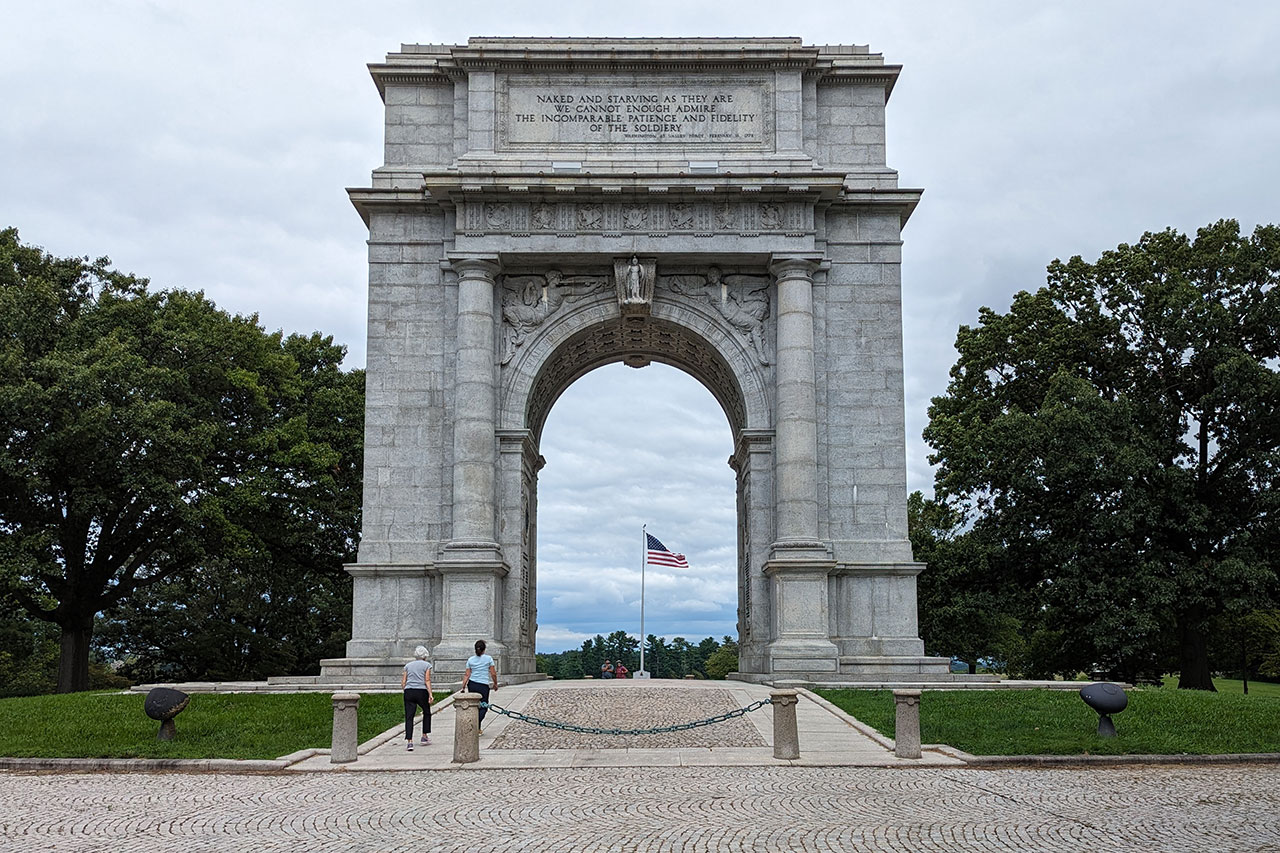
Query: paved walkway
xmin=3 ymin=764 xmax=1277 ymax=851
xmin=291 ymin=678 xmax=952 ymax=771
xmin=4 ymin=680 xmax=1279 ymax=850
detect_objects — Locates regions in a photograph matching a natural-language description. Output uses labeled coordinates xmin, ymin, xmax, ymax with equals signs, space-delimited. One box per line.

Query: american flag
xmin=646 ymin=533 xmax=689 ymax=568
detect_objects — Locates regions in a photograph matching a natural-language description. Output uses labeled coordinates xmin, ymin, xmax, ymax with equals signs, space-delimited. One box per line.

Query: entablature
xmin=347 ymin=176 xmax=920 ymax=229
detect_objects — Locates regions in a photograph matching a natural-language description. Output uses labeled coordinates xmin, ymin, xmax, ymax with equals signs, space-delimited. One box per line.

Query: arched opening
xmin=535 ymin=362 xmax=737 ymax=665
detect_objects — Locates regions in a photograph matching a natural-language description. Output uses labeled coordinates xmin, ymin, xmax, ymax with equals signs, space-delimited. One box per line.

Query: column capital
xmin=769 ymin=255 xmax=823 ymax=279
xmin=447 ymin=255 xmax=502 ymax=279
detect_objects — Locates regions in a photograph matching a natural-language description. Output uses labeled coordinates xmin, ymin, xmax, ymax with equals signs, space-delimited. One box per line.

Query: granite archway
xmin=321 ymin=37 xmax=951 ymax=686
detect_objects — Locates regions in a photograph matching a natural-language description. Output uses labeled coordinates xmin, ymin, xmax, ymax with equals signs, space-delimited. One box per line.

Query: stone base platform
xmin=131 ymin=674 xmax=1087 ymax=694
xmin=298 ymin=657 xmax=548 ymax=688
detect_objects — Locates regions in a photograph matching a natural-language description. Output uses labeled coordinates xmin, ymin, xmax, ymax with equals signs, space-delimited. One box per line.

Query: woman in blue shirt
xmin=463 ymin=639 xmax=498 ymax=731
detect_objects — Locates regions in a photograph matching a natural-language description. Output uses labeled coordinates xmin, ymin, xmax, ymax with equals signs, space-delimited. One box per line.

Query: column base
xmin=436 ymin=543 xmax=509 ymax=683
xmin=766 ymin=638 xmax=840 ymax=673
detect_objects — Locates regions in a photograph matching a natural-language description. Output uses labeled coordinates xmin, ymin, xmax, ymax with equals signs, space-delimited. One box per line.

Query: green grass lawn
xmin=0 ymin=691 xmax=452 ymax=760
xmin=816 ymin=682 xmax=1280 ymax=756
xmin=1166 ymin=675 xmax=1280 ymax=698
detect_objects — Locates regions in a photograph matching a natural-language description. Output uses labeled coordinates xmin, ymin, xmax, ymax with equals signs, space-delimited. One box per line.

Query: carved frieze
xmin=461 ymin=197 xmax=810 ymax=238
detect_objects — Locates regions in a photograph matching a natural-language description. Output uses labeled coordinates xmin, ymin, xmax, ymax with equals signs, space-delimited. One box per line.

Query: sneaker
xmin=406 ymin=741 xmax=414 ymax=751
xmin=420 ymin=735 xmax=431 ymax=745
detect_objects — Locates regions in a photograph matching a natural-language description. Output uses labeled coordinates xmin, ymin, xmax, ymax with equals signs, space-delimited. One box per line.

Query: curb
xmin=957 ymin=751 xmax=1280 ymax=767
xmin=795 ymin=690 xmax=1280 ymax=768
xmin=0 ymin=757 xmax=288 ymax=773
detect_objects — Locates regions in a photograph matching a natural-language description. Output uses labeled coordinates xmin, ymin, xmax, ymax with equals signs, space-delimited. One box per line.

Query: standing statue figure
xmin=624 ymin=255 xmax=644 ymax=304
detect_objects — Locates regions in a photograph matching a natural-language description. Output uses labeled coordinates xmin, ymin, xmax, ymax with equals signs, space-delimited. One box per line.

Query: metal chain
xmin=477 ymin=698 xmax=772 ymax=736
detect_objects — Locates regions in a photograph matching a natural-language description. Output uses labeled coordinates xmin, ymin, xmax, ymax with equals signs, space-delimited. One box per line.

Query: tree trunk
xmin=1177 ymin=621 xmax=1216 ymax=691
xmin=57 ymin=621 xmax=94 ymax=693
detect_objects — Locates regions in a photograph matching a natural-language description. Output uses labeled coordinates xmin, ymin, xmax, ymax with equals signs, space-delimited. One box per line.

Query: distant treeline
xmin=536 ymin=630 xmax=738 ymax=680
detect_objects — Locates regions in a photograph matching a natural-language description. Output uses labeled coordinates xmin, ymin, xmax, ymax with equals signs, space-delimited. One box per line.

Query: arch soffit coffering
xmin=499 ymin=293 xmax=772 ymax=444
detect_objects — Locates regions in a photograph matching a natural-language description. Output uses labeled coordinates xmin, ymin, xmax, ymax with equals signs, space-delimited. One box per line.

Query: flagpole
xmin=639 ymin=523 xmax=647 ymax=677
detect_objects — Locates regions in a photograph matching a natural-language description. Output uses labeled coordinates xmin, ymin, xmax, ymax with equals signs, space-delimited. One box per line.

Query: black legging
xmin=404 ymin=688 xmax=432 ymax=740
xmin=467 ymin=681 xmax=491 ymax=726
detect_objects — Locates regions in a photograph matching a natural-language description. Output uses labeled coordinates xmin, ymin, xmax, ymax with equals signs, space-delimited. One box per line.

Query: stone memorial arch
xmin=320 ymin=37 xmax=950 ymax=685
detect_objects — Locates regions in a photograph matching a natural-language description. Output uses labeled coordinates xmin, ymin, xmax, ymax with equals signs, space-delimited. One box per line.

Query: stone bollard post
xmin=893 ymin=689 xmax=922 ymax=759
xmin=453 ymin=692 xmax=482 ymax=764
xmin=330 ymin=692 xmax=360 ymax=764
xmin=771 ymin=689 xmax=800 ymax=760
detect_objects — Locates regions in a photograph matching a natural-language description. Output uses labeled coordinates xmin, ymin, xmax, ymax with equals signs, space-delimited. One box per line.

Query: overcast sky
xmin=4 ymin=2 xmax=1278 ymax=652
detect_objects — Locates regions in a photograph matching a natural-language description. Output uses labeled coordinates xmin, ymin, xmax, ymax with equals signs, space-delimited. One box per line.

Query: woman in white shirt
xmin=462 ymin=639 xmax=498 ymax=731
xmin=401 ymin=645 xmax=433 ymax=750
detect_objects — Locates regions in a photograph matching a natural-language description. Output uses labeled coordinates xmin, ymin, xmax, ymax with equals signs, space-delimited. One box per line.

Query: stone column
xmin=893 ymin=689 xmax=922 ymax=759
xmin=496 ymin=429 xmax=543 ymax=679
xmin=770 ymin=256 xmax=821 ymax=547
xmin=450 ymin=256 xmax=502 ymax=547
xmin=764 ymin=256 xmax=839 ymax=675
xmin=435 ymin=256 xmax=508 ymax=678
xmin=731 ymin=430 xmax=775 ymax=674
xmin=330 ymin=692 xmax=360 ymax=764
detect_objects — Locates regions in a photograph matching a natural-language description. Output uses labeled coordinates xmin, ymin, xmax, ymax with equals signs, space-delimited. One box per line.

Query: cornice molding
xmin=369 ymin=39 xmax=901 ymax=99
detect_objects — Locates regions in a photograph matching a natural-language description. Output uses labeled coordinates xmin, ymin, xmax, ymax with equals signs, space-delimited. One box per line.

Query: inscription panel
xmin=497 ymin=75 xmax=773 ymax=150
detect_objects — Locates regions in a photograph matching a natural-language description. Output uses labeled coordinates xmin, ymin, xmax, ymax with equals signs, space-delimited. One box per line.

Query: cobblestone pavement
xmin=489 ymin=686 xmax=766 ymax=749
xmin=3 ymin=764 xmax=1279 ymax=851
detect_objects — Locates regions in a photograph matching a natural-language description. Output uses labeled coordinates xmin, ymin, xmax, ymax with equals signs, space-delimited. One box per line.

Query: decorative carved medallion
xmin=532 ymin=203 xmax=555 ymax=230
xmin=485 ymin=202 xmax=511 ymax=229
xmin=622 ymin=204 xmax=648 ymax=230
xmin=759 ymin=202 xmax=782 ymax=230
xmin=714 ymin=202 xmax=736 ymax=231
xmin=577 ymin=204 xmax=602 ymax=231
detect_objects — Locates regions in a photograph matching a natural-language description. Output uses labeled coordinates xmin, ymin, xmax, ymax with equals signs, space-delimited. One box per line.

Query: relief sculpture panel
xmin=500 ymin=270 xmax=610 ymax=364
xmin=665 ymin=267 xmax=772 ymax=365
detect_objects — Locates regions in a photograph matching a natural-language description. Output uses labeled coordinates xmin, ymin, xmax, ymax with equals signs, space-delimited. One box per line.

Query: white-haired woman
xmin=401 ymin=645 xmax=434 ymax=750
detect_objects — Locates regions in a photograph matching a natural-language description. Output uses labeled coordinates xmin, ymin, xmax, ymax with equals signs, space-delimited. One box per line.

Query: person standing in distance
xmin=463 ymin=640 xmax=498 ymax=732
xmin=401 ymin=645 xmax=433 ymax=751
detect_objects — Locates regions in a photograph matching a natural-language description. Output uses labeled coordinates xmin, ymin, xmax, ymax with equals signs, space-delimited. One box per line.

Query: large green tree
xmin=97 ymin=332 xmax=364 ymax=682
xmin=925 ymin=220 xmax=1280 ymax=689
xmin=0 ymin=228 xmax=362 ymax=691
